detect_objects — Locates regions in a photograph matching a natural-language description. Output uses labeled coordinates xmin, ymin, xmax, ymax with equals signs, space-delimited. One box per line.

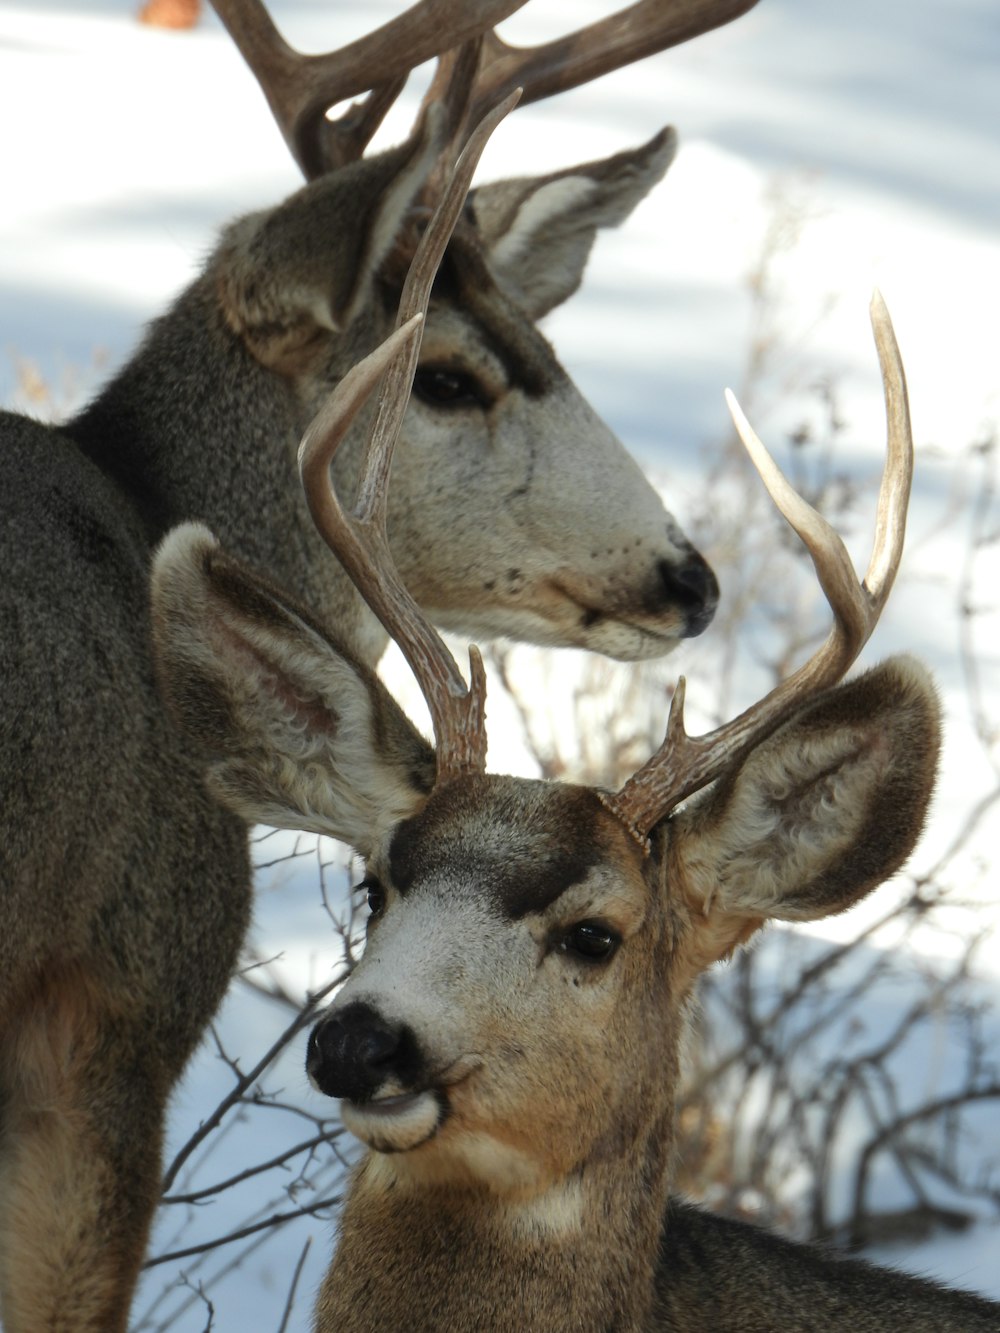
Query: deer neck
xmin=69 ymin=276 xmax=388 ymax=664
xmin=318 ymin=1117 xmax=674 ymax=1333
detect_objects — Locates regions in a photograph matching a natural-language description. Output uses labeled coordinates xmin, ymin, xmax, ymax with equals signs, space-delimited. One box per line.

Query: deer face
xmin=306 ymin=776 xmax=678 ymax=1193
xmin=301 ymin=655 xmax=944 ymax=1199
xmin=384 ymin=244 xmax=718 ymax=661
xmin=302 ymin=653 xmax=940 ymax=1199
xmin=217 ymin=126 xmax=717 ymax=663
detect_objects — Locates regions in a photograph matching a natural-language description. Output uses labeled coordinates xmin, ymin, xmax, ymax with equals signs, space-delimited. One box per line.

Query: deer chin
xmin=570 ymin=614 xmax=685 ymax=662
xmin=430 ymin=598 xmax=687 ymax=663
xmin=341 ymin=1089 xmax=443 ymax=1153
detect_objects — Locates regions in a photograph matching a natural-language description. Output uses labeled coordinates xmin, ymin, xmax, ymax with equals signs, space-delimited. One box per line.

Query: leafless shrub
xmin=130 ymin=836 xmax=363 ymax=1331
xmin=5 ymin=347 xmax=108 ymax=421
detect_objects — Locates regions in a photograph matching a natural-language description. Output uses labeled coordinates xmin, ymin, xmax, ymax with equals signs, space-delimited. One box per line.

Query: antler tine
xmin=866 ymin=289 xmax=913 ymax=607
xmin=298 ymin=91 xmax=520 ymax=784
xmin=604 ymin=296 xmax=914 ymax=843
xmin=210 ymin=0 xmax=528 ymax=179
xmin=461 ymin=0 xmax=761 ymax=128
xmin=355 ymin=86 xmax=521 ymax=522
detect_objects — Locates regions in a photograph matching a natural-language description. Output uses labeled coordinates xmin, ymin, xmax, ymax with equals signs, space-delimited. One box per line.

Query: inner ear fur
xmin=468 ymin=127 xmax=677 ymax=321
xmin=150 ymin=523 xmax=434 ymax=853
xmin=667 ymin=657 xmax=941 ymax=957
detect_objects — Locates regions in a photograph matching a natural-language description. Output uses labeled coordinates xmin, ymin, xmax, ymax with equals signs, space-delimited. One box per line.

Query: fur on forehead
xmin=379 ymin=218 xmax=558 ymax=396
xmin=385 ymin=775 xmax=641 ymax=916
xmin=379 ymin=212 xmax=488 ymax=296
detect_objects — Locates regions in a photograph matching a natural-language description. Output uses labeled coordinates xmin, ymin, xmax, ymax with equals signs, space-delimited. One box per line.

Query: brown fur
xmin=0 ymin=967 xmax=156 ymax=1332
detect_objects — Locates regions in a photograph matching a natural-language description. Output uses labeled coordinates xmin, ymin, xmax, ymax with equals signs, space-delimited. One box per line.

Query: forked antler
xmin=210 ymin=0 xmax=525 ymax=177
xmin=297 ymin=93 xmax=522 ymax=783
xmin=602 ymin=292 xmax=913 ymax=841
xmin=210 ymin=0 xmax=761 ymax=179
xmin=423 ymin=0 xmax=761 ymax=141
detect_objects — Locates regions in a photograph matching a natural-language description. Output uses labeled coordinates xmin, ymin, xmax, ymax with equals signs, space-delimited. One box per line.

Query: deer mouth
xmin=547 ymin=556 xmax=719 ymax=656
xmin=544 ymin=580 xmax=697 ymax=660
xmin=341 ymin=1088 xmax=443 ymax=1153
xmin=340 ymin=1055 xmax=482 ymax=1155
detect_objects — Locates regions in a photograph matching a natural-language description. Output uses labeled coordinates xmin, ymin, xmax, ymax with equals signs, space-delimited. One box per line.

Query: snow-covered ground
xmin=2 ymin=1 xmax=998 ymax=1327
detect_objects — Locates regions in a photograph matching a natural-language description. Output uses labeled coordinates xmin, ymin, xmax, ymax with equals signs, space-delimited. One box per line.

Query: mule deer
xmin=0 ymin=3 xmax=767 ymax=1328
xmin=151 ymin=294 xmax=1000 ymax=1330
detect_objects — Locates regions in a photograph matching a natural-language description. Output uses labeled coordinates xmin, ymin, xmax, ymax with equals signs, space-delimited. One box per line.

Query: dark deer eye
xmin=413 ymin=366 xmax=489 ymax=409
xmin=561 ymin=921 xmax=620 ymax=964
xmin=358 ymin=877 xmax=385 ymax=921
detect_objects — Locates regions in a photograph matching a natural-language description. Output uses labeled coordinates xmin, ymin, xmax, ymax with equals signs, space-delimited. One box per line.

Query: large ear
xmin=215 ymin=109 xmax=443 ymax=368
xmin=468 ymin=127 xmax=676 ymax=320
xmin=666 ymin=658 xmax=941 ymax=968
xmin=150 ymin=523 xmax=434 ymax=857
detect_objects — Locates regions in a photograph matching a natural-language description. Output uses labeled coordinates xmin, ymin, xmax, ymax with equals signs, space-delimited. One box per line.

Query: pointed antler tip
xmin=468 ymin=643 xmax=487 ymax=687
xmin=869 ymin=287 xmax=892 ymax=330
xmin=723 ymin=387 xmax=748 ymax=433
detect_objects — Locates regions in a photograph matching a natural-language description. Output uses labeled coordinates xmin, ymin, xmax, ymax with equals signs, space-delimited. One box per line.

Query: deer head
xmin=192 ymin=1 xmax=778 ymax=660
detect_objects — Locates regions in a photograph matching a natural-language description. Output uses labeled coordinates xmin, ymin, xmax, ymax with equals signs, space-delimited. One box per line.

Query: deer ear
xmin=216 ymin=110 xmax=443 ymax=367
xmin=150 ymin=524 xmax=434 ymax=857
xmin=469 ymin=127 xmax=676 ymax=320
xmin=667 ymin=658 xmax=941 ymax=965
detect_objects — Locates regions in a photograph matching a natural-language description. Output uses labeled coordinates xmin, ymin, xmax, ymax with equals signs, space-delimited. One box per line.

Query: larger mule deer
xmin=0 ymin=3 xmax=762 ymax=1328
xmin=151 ymin=295 xmax=1000 ymax=1329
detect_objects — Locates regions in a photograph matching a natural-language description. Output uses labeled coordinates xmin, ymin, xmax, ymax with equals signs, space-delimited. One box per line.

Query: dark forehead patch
xmin=388 ymin=775 xmax=607 ymax=920
xmin=381 ymin=217 xmax=561 ymax=397
xmin=437 ymin=229 xmax=560 ymax=399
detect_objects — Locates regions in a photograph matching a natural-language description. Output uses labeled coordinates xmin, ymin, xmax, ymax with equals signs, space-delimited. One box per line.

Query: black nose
xmin=307 ymin=1001 xmax=420 ymax=1102
xmin=658 ymin=552 xmax=719 ymax=637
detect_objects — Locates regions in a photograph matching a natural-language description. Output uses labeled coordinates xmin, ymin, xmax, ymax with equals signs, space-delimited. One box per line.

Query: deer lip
xmin=546 ymin=578 xmax=683 ymax=646
xmin=340 ymin=1057 xmax=482 ymax=1153
xmin=359 ymin=1090 xmax=425 ymax=1115
xmin=341 ymin=1088 xmax=442 ymax=1152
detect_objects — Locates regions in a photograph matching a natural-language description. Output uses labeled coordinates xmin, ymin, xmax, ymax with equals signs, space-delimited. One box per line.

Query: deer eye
xmin=413 ymin=366 xmax=490 ymax=409
xmin=560 ymin=921 xmax=620 ymax=964
xmin=359 ymin=877 xmax=386 ymax=921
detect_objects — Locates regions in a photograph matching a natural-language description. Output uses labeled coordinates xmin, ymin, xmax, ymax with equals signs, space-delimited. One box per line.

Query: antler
xmin=209 ymin=0 xmax=527 ymax=177
xmin=603 ymin=292 xmax=914 ymax=842
xmin=424 ymin=0 xmax=762 ymax=136
xmin=210 ymin=0 xmax=762 ymax=179
xmin=297 ymin=92 xmax=521 ymax=783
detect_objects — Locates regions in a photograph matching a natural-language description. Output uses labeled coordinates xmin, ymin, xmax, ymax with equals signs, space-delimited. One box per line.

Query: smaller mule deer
xmin=152 ymin=291 xmax=1000 ymax=1330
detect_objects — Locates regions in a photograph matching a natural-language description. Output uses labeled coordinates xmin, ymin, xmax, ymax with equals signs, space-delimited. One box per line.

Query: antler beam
xmin=297 ymin=91 xmax=520 ymax=782
xmin=604 ymin=291 xmax=913 ymax=841
xmin=210 ymin=0 xmax=527 ymax=176
xmin=464 ymin=0 xmax=762 ymax=126
xmin=211 ymin=0 xmax=762 ymax=179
